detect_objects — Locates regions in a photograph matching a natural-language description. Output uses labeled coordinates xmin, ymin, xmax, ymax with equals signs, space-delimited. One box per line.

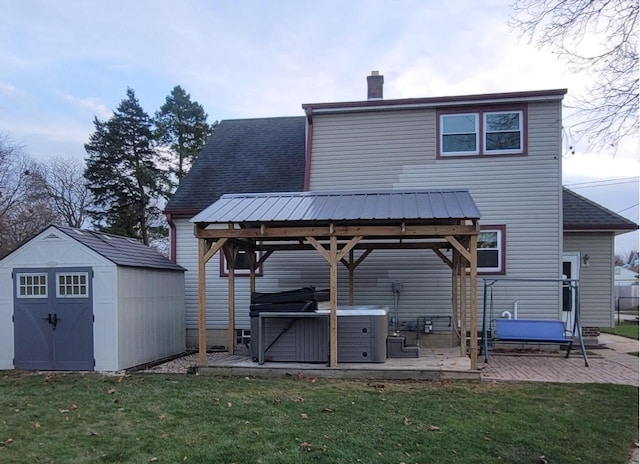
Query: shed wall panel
xmin=117 ymin=267 xmax=185 ymax=369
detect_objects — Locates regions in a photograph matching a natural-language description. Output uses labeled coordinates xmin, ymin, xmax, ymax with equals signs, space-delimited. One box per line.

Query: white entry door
xmin=562 ymin=253 xmax=580 ymax=334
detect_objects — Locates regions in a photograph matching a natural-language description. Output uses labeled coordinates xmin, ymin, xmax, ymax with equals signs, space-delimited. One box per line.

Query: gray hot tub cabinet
xmin=252 ymin=306 xmax=388 ymax=363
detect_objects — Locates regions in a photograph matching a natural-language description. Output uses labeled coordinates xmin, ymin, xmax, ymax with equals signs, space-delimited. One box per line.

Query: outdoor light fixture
xmin=582 ymin=254 xmax=590 ymax=267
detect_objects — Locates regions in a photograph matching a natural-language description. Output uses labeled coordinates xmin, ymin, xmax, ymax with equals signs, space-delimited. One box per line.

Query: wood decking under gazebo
xmin=190 ymin=189 xmax=481 ymax=369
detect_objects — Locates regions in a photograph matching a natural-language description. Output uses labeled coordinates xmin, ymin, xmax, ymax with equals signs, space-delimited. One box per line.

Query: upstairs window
xmin=438 ymin=108 xmax=526 ymax=157
xmin=440 ymin=113 xmax=479 ymax=155
xmin=484 ymin=111 xmax=523 ymax=153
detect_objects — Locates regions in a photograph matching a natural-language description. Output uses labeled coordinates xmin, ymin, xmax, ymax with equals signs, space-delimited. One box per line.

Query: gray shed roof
xmin=191 ymin=189 xmax=481 ymax=225
xmin=563 ymin=188 xmax=638 ymax=233
xmin=165 ymin=116 xmax=305 ymax=214
xmin=55 ymin=226 xmax=185 ymax=271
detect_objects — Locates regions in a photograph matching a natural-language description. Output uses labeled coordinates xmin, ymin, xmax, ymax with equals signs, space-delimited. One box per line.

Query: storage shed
xmin=0 ymin=225 xmax=185 ymax=371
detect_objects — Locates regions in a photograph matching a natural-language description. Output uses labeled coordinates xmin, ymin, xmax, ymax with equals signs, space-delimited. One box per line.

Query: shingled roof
xmin=563 ymin=188 xmax=638 ymax=233
xmin=54 ymin=226 xmax=184 ymax=271
xmin=165 ymin=116 xmax=306 ymax=214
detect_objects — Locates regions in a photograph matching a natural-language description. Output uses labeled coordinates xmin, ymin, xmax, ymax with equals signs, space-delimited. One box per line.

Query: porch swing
xmin=480 ymin=278 xmax=589 ymax=367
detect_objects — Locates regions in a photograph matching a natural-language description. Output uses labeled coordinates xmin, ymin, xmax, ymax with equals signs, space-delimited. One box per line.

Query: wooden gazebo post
xmin=469 ymin=233 xmax=478 ymax=370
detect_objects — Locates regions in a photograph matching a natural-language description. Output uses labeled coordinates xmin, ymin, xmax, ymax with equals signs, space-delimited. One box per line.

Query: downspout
xmin=303 ymin=108 xmax=313 ymax=191
xmin=166 ymin=212 xmax=177 ymax=263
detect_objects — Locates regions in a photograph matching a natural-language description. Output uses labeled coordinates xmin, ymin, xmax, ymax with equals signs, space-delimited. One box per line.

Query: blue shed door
xmin=14 ymin=268 xmax=94 ymax=371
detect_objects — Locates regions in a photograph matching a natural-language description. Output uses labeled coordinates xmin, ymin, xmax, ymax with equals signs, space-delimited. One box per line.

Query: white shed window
xmin=17 ymin=273 xmax=48 ymax=298
xmin=56 ymin=273 xmax=89 ymax=298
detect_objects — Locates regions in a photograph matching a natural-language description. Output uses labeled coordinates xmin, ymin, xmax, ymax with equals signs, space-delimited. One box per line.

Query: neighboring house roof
xmin=563 ymin=188 xmax=638 ymax=233
xmin=165 ymin=116 xmax=306 ymax=215
xmin=53 ymin=226 xmax=185 ymax=271
xmin=191 ymin=189 xmax=481 ymax=225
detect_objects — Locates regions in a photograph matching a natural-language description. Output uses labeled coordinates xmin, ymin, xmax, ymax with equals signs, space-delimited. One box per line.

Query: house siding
xmin=564 ymin=232 xmax=615 ymax=327
xmin=176 ymin=99 xmax=568 ymax=344
xmin=308 ymin=102 xmax=563 ymax=324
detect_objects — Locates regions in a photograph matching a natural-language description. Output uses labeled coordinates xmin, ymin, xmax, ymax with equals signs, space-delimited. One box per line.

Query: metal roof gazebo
xmin=191 ymin=188 xmax=481 ymax=369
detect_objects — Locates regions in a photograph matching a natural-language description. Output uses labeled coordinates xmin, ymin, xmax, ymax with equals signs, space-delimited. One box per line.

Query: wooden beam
xmin=223 ymin=244 xmax=236 ymax=355
xmin=348 ymin=250 xmax=354 ymax=305
xmin=459 ymin=251 xmax=467 ymax=358
xmin=197 ymin=239 xmax=207 ymax=366
xmin=203 ymin=238 xmax=228 ymax=264
xmin=196 ymin=224 xmax=478 ymax=239
xmin=445 ymin=235 xmax=471 ymax=262
xmin=451 ymin=251 xmax=459 ymax=347
xmin=305 ymin=236 xmax=331 ymax=263
xmin=249 ymin=248 xmax=256 ymax=294
xmin=433 ymin=248 xmax=452 ymax=268
xmin=255 ymin=250 xmax=274 ymax=268
xmin=257 ymin=241 xmax=451 ymax=252
xmin=329 ymin=236 xmax=338 ymax=367
xmin=336 ymin=235 xmax=363 ymax=262
xmin=469 ymin=233 xmax=478 ymax=370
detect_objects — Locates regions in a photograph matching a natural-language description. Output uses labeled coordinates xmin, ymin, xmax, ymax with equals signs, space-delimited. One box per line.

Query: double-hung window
xmin=484 ymin=111 xmax=523 ymax=153
xmin=477 ymin=226 xmax=505 ymax=274
xmin=438 ymin=108 xmax=525 ymax=157
xmin=440 ymin=113 xmax=479 ymax=155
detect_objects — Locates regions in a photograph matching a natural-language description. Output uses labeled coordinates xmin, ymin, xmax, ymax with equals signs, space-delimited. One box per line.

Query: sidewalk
xmin=480 ymin=333 xmax=639 ymax=386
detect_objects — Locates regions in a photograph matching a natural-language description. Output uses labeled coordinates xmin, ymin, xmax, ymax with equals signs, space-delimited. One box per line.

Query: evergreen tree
xmin=155 ymin=85 xmax=210 ymax=183
xmin=84 ymin=88 xmax=169 ymax=244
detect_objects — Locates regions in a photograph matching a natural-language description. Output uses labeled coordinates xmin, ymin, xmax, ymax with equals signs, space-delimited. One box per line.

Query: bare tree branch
xmin=510 ymin=0 xmax=639 ymax=152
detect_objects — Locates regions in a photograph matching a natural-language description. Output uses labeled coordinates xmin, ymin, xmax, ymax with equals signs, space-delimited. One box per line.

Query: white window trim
xmin=440 ymin=113 xmax=479 ymax=156
xmin=56 ymin=272 xmax=89 ymax=298
xmin=220 ymin=250 xmax=264 ymax=277
xmin=16 ymin=273 xmax=48 ymax=299
xmin=478 ymin=228 xmax=504 ymax=274
xmin=483 ymin=110 xmax=524 ymax=155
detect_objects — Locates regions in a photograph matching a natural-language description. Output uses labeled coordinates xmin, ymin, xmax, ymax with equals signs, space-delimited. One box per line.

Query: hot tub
xmin=253 ymin=305 xmax=388 ymax=363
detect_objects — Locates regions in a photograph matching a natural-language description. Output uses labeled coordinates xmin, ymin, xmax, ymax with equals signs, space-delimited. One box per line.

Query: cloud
xmin=61 ymin=93 xmax=111 ymax=120
xmin=0 ymin=80 xmax=16 ymax=95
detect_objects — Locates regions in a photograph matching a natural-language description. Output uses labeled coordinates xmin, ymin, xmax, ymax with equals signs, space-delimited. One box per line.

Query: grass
xmin=601 ymin=322 xmax=640 ymax=340
xmin=0 ymin=373 xmax=637 ymax=464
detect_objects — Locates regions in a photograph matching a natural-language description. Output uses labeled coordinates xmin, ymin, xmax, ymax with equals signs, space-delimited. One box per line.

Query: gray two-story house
xmin=165 ymin=73 xmax=637 ymax=354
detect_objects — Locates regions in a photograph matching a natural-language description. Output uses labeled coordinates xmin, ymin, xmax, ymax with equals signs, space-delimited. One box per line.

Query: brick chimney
xmin=367 ymin=70 xmax=384 ymax=100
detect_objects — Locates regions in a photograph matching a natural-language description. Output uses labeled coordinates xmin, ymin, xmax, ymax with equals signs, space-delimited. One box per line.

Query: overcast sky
xmin=1 ymin=0 xmax=637 ymax=253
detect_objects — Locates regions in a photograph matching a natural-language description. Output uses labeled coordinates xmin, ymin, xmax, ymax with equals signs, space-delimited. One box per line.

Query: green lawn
xmin=0 ymin=373 xmax=637 ymax=464
xmin=601 ymin=322 xmax=640 ymax=340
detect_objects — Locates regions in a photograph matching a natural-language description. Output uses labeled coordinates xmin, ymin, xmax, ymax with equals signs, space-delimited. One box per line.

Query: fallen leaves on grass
xmin=34 ymin=422 xmax=41 ymax=429
xmin=403 ymin=417 xmax=411 ymax=426
xmin=321 ymin=407 xmax=334 ymax=413
xmin=0 ymin=438 xmax=14 ymax=446
xmin=107 ymin=388 xmax=116 ymax=394
xmin=538 ymin=456 xmax=548 ymax=464
xmin=300 ymin=413 xmax=308 ymax=419
xmin=227 ymin=402 xmax=232 ymax=408
xmin=428 ymin=425 xmax=440 ymax=431
xmin=299 ymin=442 xmax=312 ymax=452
